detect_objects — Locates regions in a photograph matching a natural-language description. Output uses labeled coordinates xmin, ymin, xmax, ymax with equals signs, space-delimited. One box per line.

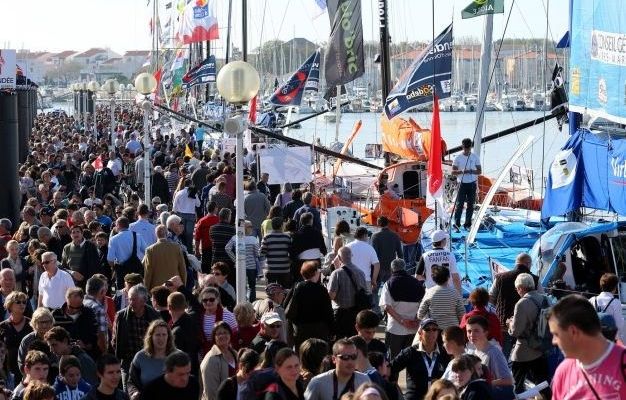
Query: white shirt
xmin=346 ymin=239 xmax=379 ymax=285
xmin=453 ymin=152 xmax=481 ymax=183
xmin=107 ymin=158 xmax=122 ymax=176
xmin=379 ymin=281 xmax=420 ymax=336
xmin=420 ymin=248 xmax=459 ymax=289
xmin=38 ymin=267 xmax=75 ymax=309
xmin=173 ymin=188 xmax=201 ymax=214
xmin=589 ymin=292 xmax=626 ymax=343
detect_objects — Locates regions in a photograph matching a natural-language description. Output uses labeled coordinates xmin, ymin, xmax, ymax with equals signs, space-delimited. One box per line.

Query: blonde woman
xmin=17 ymin=307 xmax=54 ymax=373
xmin=127 ymin=320 xmax=177 ymax=400
xmin=0 ymin=291 xmax=32 ymax=382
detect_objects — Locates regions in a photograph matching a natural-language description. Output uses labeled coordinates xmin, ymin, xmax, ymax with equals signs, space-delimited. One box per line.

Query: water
xmin=290 ymin=110 xmax=568 ymax=189
xmin=51 ymin=100 xmax=568 ymax=189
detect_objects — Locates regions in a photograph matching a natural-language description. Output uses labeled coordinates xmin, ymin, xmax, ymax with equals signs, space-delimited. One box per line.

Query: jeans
xmin=501 ymin=330 xmax=515 ymax=361
xmin=512 ymin=356 xmax=552 ymax=399
xmin=385 ymin=332 xmax=415 ymax=361
xmin=246 ymin=269 xmax=257 ymax=302
xmin=454 ymin=181 xmax=477 ymax=228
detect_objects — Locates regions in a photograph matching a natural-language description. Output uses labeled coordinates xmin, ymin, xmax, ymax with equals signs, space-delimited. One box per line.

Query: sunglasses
xmin=202 ymin=298 xmax=217 ymax=303
xmin=422 ymin=327 xmax=439 ymax=332
xmin=42 ymin=260 xmax=56 ymax=264
xmin=268 ymin=324 xmax=282 ymax=329
xmin=335 ymin=353 xmax=358 ymax=361
xmin=14 ymin=301 xmax=26 ymax=305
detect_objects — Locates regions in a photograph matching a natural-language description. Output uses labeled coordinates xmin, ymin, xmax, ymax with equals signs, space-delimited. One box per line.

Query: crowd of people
xmin=2 ymin=106 xmax=626 ymax=400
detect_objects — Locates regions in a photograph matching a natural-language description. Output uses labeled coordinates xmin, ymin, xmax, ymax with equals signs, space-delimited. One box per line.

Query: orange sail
xmin=332 ymin=120 xmax=363 ymax=176
xmin=381 ymin=115 xmax=430 ymax=160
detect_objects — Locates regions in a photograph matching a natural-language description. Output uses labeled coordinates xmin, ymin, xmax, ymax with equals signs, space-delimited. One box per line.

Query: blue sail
xmin=182 ymin=55 xmax=216 ymax=89
xmin=384 ymin=24 xmax=453 ymax=119
xmin=304 ymin=50 xmax=321 ymax=92
xmin=569 ymin=0 xmax=626 ymax=124
xmin=269 ymin=50 xmax=319 ymax=106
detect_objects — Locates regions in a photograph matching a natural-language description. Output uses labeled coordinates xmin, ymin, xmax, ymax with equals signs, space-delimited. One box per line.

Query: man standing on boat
xmin=452 ymin=138 xmax=481 ymax=231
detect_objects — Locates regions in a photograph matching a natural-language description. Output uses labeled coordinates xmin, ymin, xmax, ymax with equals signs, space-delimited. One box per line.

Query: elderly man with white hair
xmin=327 ymin=246 xmax=368 ymax=339
xmin=112 ymin=284 xmax=160 ymax=388
xmin=38 ymin=251 xmax=75 ymax=309
xmin=507 ymin=272 xmax=551 ymax=397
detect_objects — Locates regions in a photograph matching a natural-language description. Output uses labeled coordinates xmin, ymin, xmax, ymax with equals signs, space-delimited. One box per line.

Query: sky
xmin=0 ymin=0 xmax=569 ymax=56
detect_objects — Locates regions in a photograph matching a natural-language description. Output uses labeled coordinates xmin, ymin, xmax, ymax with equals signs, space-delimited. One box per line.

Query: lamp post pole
xmin=141 ymin=100 xmax=152 ymax=206
xmin=110 ymin=97 xmax=115 ymax=149
xmin=216 ymin=61 xmax=260 ymax=304
xmin=135 ymin=73 xmax=157 ymax=206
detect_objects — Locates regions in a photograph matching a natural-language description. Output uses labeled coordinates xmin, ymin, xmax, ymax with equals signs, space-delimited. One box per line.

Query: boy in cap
xmin=252 ymin=283 xmax=287 ymax=343
xmin=416 ymin=230 xmax=461 ymax=294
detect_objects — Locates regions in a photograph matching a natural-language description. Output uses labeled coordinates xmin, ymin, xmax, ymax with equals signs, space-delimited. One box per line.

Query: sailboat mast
xmin=242 ymin=0 xmax=248 ymax=61
xmin=378 ymin=0 xmax=392 ymax=101
xmin=225 ymin=0 xmax=233 ymax=64
xmin=473 ymin=12 xmax=494 ymax=164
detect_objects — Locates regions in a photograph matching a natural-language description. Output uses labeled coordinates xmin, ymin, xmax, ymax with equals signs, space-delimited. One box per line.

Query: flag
xmin=489 ymin=257 xmax=510 ymax=281
xmin=165 ymin=1 xmax=172 ymax=9
xmin=426 ymin=94 xmax=447 ymax=218
xmin=185 ymin=144 xmax=193 ymax=158
xmin=384 ymin=24 xmax=453 ymax=119
xmin=177 ymin=0 xmax=219 ymax=44
xmin=269 ymin=50 xmax=319 ymax=106
xmin=248 ymin=95 xmax=257 ymax=125
xmin=324 ymin=0 xmax=365 ymax=87
xmin=305 ymin=49 xmax=321 ymax=91
xmin=92 ymin=155 xmax=103 ymax=171
xmin=461 ymin=0 xmax=504 ymax=19
xmin=182 ymin=55 xmax=216 ymax=89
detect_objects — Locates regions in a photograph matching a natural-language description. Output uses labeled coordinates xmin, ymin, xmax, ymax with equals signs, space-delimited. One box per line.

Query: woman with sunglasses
xmin=196 ymin=287 xmax=238 ymax=355
xmin=0 ymin=291 xmax=33 ymax=384
xmin=263 ymin=348 xmax=305 ymax=400
xmin=127 ymin=320 xmax=177 ymax=400
xmin=16 ymin=307 xmax=55 ymax=375
xmin=200 ymin=321 xmax=238 ymax=400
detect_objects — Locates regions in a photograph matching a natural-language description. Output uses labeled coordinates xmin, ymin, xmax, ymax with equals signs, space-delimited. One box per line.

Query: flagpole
xmin=242 ymin=0 xmax=248 ymax=62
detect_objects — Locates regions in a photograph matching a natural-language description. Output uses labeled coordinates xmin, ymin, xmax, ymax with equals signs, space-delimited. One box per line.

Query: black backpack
xmin=116 ymin=232 xmax=143 ymax=286
xmin=342 ymin=266 xmax=371 ymax=312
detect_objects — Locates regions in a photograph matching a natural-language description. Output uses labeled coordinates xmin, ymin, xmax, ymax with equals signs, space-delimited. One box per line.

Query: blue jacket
xmin=54 ymin=376 xmax=91 ymax=400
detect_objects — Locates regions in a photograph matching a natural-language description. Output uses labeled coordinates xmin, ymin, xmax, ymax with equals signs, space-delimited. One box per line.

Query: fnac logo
xmin=473 ymin=0 xmax=488 ymax=5
xmin=195 ymin=0 xmax=208 ymax=6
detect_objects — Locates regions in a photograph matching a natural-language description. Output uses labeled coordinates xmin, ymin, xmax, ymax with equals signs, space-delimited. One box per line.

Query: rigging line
xmin=540 ymin=0 xmax=550 ymax=204
xmin=275 ymin=0 xmax=292 ymax=41
xmin=257 ymin=0 xmax=268 ymax=84
xmin=448 ymin=0 xmax=518 ymax=227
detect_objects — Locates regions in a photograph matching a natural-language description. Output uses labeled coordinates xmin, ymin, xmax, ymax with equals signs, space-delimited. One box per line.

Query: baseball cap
xmin=419 ymin=318 xmax=439 ymax=331
xmin=260 ymin=312 xmax=282 ymax=325
xmin=430 ymin=230 xmax=448 ymax=244
xmin=265 ymin=283 xmax=286 ymax=296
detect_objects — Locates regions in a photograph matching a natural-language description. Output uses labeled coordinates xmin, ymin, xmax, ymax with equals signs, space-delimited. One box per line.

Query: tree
xmin=44 ymin=61 xmax=82 ymax=86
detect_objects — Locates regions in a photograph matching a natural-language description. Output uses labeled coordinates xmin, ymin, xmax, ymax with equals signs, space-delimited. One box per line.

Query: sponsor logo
xmin=611 ymin=157 xmax=626 ymax=180
xmin=598 ymin=78 xmax=608 ymax=104
xmin=571 ymin=68 xmax=580 ymax=96
xmin=193 ymin=4 xmax=208 ymax=19
xmin=406 ymin=84 xmax=434 ymax=100
xmin=590 ymin=30 xmax=626 ymax=66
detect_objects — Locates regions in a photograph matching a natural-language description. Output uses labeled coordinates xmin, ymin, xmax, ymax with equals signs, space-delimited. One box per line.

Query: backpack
xmin=342 ymin=266 xmax=371 ymax=312
xmin=594 ymin=297 xmax=618 ymax=338
xmin=527 ymin=295 xmax=553 ymax=354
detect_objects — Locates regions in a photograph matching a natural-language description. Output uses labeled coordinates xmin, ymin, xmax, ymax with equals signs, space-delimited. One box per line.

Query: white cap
xmin=260 ymin=312 xmax=282 ymax=325
xmin=430 ymin=230 xmax=448 ymax=244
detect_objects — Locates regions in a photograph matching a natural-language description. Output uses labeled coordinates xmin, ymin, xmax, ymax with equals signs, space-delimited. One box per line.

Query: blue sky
xmin=0 ymin=0 xmax=569 ymax=54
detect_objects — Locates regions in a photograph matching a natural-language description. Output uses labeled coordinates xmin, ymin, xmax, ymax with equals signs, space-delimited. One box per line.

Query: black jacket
xmin=80 ymin=386 xmax=129 ymax=400
xmin=290 ymin=226 xmax=327 ymax=260
xmin=52 ymin=304 xmax=99 ymax=358
xmin=390 ymin=346 xmax=450 ymax=400
xmin=172 ymin=311 xmax=201 ymax=374
xmin=113 ymin=305 xmax=161 ymax=365
xmin=151 ymin=172 xmax=171 ymax=204
xmin=490 ymin=264 xmax=539 ymax=329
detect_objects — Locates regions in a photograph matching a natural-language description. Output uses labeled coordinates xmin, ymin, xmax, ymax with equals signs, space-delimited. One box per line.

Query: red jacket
xmin=460 ymin=307 xmax=503 ymax=346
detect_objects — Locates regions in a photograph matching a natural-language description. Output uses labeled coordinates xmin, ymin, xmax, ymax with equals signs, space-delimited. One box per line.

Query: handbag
xmin=342 ymin=266 xmax=371 ymax=312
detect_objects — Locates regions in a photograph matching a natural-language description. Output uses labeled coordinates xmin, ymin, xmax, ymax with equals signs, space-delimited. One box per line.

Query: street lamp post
xmin=216 ymin=61 xmax=260 ymax=304
xmin=87 ymin=81 xmax=99 ymax=141
xmin=135 ymin=72 xmax=157 ymax=206
xmin=102 ymin=79 xmax=120 ymax=150
xmin=80 ymin=82 xmax=88 ymax=131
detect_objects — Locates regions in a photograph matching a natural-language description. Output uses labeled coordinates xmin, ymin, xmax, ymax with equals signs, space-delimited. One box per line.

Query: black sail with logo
xmin=324 ymin=0 xmax=365 ymax=88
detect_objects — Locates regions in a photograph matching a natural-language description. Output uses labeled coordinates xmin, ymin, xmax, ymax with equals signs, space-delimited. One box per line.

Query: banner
xmin=461 ymin=0 xmax=504 ymax=19
xmin=177 ymin=0 xmax=219 ymax=44
xmin=182 ymin=55 xmax=216 ymax=89
xmin=269 ymin=50 xmax=319 ymax=106
xmin=0 ymin=50 xmax=16 ymax=90
xmin=305 ymin=50 xmax=321 ymax=91
xmin=384 ymin=24 xmax=453 ymax=119
xmin=569 ymin=0 xmax=626 ymax=124
xmin=324 ymin=0 xmax=365 ymax=87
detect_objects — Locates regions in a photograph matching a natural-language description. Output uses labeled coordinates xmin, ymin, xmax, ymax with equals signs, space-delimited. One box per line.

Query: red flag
xmin=248 ymin=95 xmax=257 ymax=125
xmin=92 ymin=155 xmax=103 ymax=171
xmin=426 ymin=94 xmax=446 ymax=216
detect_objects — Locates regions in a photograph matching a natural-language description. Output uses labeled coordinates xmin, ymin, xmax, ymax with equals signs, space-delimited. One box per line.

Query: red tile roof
xmin=74 ymin=48 xmax=108 ymax=58
xmin=101 ymin=58 xmax=122 ymax=65
xmin=124 ymin=50 xmax=150 ymax=56
xmin=52 ymin=50 xmax=77 ymax=59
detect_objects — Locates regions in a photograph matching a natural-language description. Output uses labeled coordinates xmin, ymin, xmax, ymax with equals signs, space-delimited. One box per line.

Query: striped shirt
xmin=260 ymin=232 xmax=292 ymax=274
xmin=165 ymin=171 xmax=179 ymax=194
xmin=417 ymin=285 xmax=465 ymax=330
xmin=225 ymin=235 xmax=259 ymax=270
xmin=209 ymin=222 xmax=236 ymax=265
xmin=202 ymin=309 xmax=238 ymax=342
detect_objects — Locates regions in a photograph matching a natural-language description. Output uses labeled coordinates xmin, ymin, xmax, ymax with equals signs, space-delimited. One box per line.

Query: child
xmin=355 ymin=310 xmax=387 ymax=355
xmin=12 ymin=351 xmax=50 ymax=400
xmin=53 ymin=355 xmax=91 ymax=400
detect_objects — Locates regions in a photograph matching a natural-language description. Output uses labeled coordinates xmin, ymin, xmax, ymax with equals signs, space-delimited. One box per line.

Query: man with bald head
xmin=0 ymin=269 xmax=33 ymax=318
xmin=328 ymin=246 xmax=369 ymax=338
xmin=490 ymin=252 xmax=541 ymax=359
xmin=142 ymin=225 xmax=187 ymax=290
